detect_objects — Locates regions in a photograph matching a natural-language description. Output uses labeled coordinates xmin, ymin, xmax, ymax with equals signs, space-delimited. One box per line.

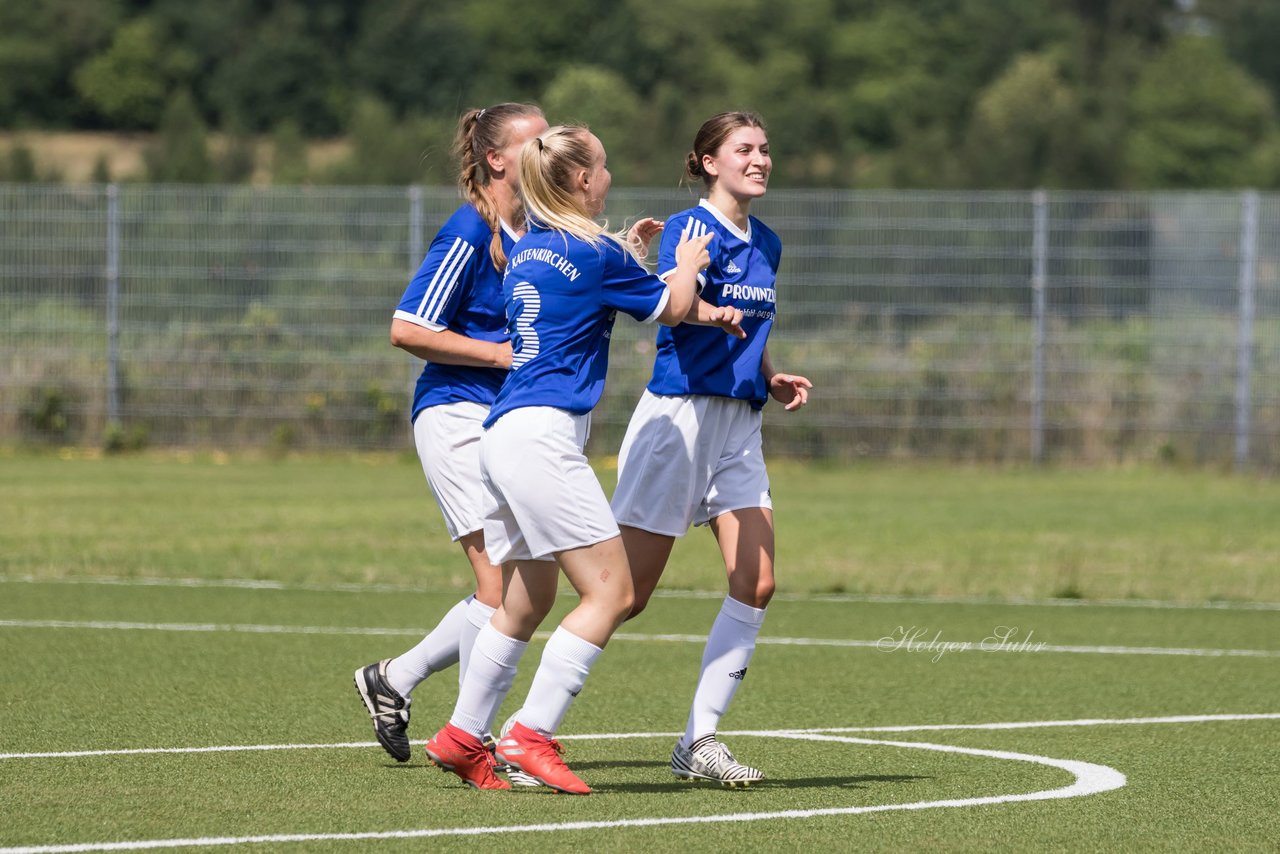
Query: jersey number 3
xmin=510 ymin=282 xmax=541 ymax=369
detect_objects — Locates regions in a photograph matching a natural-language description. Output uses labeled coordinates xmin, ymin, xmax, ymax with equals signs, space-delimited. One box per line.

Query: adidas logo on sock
xmin=728 ymin=667 xmax=749 ymax=680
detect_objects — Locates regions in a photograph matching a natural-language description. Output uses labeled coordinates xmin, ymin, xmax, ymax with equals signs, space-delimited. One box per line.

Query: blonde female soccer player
xmin=354 ymin=103 xmax=547 ymax=762
xmin=424 ymin=125 xmax=742 ymax=793
xmin=612 ymin=111 xmax=812 ymax=787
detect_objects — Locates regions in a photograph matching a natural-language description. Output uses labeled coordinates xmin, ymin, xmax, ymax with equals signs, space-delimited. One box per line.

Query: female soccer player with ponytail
xmin=423 ymin=125 xmax=742 ymax=794
xmin=354 ymin=103 xmax=547 ymax=763
xmin=612 ymin=111 xmax=812 ymax=787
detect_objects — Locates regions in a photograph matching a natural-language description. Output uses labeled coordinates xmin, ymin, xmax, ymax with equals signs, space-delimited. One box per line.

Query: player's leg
xmin=620 ymin=525 xmax=676 ymax=619
xmin=672 ymin=402 xmax=773 ymax=785
xmin=496 ymin=537 xmax=633 ymax=794
xmin=457 ymin=530 xmax=502 ymax=689
xmin=613 ymin=391 xmax=711 ymax=620
xmin=425 ymin=558 xmax=557 ymax=790
xmin=355 ymin=405 xmax=491 ymax=762
xmin=671 ymin=508 xmax=773 ymax=786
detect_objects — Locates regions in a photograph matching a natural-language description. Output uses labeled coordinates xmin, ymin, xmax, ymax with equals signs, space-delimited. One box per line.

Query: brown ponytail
xmin=451 ymin=102 xmax=545 ymax=271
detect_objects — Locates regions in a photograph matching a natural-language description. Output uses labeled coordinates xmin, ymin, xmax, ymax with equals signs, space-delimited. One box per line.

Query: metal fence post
xmin=406 ymin=185 xmax=424 ymax=391
xmin=408 ymin=184 xmax=424 ymax=273
xmin=1235 ymin=190 xmax=1259 ymax=471
xmin=106 ymin=183 xmax=121 ymax=427
xmin=1030 ymin=189 xmax=1048 ymax=463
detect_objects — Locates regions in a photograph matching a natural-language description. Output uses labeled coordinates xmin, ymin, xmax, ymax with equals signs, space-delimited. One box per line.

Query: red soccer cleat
xmin=495 ymin=721 xmax=590 ymax=795
xmin=424 ymin=723 xmax=511 ymax=790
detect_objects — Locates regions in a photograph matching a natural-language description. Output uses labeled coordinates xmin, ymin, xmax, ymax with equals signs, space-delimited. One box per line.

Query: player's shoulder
xmin=437 ymin=204 xmax=490 ymax=245
xmin=663 ymin=205 xmax=709 ymax=230
xmin=668 ymin=204 xmax=705 ymax=222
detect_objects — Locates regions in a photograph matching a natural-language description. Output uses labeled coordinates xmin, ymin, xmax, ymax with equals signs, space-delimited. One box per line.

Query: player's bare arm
xmin=391 ymin=318 xmax=513 ymax=369
xmin=762 ymin=345 xmax=812 ymax=411
xmin=685 ymin=299 xmax=747 ymax=339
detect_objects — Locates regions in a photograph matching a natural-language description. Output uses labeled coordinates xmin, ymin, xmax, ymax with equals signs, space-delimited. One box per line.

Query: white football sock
xmin=385 ymin=595 xmax=470 ymax=697
xmin=459 ymin=597 xmax=497 ymax=689
xmin=682 ymin=595 xmax=766 ymax=746
xmin=450 ymin=623 xmax=528 ymax=738
xmin=516 ymin=626 xmax=603 ymax=738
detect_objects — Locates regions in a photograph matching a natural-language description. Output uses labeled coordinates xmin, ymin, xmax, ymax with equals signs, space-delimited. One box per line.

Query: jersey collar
xmin=499 ymin=218 xmax=521 ymax=242
xmin=698 ymin=198 xmax=751 ymax=243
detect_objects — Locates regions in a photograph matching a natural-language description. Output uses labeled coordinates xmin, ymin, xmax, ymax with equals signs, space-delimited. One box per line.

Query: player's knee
xmin=750 ymin=576 xmax=775 ymax=609
xmin=611 ymin=586 xmax=635 ymax=624
xmin=626 ymin=589 xmax=653 ymax=621
xmin=474 ymin=583 xmax=503 ymax=610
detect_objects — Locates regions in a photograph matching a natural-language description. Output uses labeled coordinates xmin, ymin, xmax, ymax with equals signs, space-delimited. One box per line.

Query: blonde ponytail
xmin=519 ymin=126 xmax=634 ymax=259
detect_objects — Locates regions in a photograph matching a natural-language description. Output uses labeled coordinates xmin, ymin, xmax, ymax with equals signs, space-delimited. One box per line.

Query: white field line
xmin=0 ymin=727 xmax=1131 ymax=854
xmin=3 ymin=714 xmax=1275 ymax=762
xmin=2 ymin=618 xmax=1277 ymax=658
xmin=4 ymin=574 xmax=1278 ymax=611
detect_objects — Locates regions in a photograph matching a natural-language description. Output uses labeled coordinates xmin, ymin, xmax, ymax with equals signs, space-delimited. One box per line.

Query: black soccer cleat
xmin=354 ymin=659 xmax=412 ymax=762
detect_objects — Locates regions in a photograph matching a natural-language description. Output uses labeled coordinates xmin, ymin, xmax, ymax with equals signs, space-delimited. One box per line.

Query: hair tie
xmin=477 ymin=108 xmax=486 ymax=119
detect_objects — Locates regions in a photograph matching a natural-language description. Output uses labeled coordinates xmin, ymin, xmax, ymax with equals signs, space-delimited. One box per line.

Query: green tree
xmin=321 ymin=97 xmax=435 ymax=185
xmin=2 ymin=143 xmax=38 ymax=181
xmin=1201 ymin=0 xmax=1280 ymax=108
xmin=91 ymin=153 xmax=112 ymax=183
xmin=271 ymin=119 xmax=309 ymax=185
xmin=217 ymin=111 xmax=257 ymax=183
xmin=542 ymin=65 xmax=650 ymax=182
xmin=1126 ymin=35 xmax=1278 ymax=187
xmin=348 ymin=0 xmax=477 ymax=118
xmin=0 ymin=0 xmax=123 ymax=127
xmin=964 ymin=52 xmax=1083 ymax=188
xmin=144 ymin=89 xmax=214 ymax=183
xmin=74 ymin=16 xmax=196 ymax=129
xmin=208 ymin=2 xmax=349 ymax=135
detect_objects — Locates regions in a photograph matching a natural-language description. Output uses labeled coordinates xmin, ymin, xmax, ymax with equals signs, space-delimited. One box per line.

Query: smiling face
xmin=703 ymin=125 xmax=771 ymax=202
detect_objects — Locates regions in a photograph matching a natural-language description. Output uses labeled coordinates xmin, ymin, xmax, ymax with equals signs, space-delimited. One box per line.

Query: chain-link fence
xmin=2 ymin=184 xmax=1277 ymax=467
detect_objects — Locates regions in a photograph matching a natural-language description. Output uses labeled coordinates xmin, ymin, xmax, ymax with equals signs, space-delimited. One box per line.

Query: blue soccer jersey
xmin=647 ymin=199 xmax=782 ymax=408
xmin=484 ymin=227 xmax=670 ymax=427
xmin=394 ymin=205 xmax=517 ymax=419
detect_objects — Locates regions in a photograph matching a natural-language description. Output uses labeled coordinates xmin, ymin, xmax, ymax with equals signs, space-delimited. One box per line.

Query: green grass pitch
xmin=1 ymin=453 xmax=1278 ymax=851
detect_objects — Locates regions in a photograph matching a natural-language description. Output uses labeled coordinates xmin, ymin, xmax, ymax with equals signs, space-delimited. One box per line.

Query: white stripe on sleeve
xmin=415 ymin=238 xmax=476 ymax=322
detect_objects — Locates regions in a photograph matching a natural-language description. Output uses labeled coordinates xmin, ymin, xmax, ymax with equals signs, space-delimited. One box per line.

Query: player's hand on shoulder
xmin=675 ymin=228 xmax=713 ymax=272
xmin=769 ymin=372 xmax=813 ymax=411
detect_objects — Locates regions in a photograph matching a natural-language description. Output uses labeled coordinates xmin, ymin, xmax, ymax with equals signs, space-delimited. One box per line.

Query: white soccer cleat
xmin=671 ymin=736 xmax=764 ymax=787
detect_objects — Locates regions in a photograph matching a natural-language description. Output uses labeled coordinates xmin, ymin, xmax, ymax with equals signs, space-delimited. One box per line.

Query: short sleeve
xmin=601 ymin=243 xmax=669 ymax=323
xmin=656 ymin=211 xmax=708 ymax=289
xmin=394 ymin=232 xmax=479 ymax=331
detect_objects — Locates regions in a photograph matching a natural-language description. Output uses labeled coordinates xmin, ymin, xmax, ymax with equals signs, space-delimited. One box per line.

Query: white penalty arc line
xmin=2 ymin=619 xmax=1277 ymax=658
xmin=0 ymin=728 xmax=1129 ymax=854
xmin=3 ymin=713 xmax=1275 ymax=762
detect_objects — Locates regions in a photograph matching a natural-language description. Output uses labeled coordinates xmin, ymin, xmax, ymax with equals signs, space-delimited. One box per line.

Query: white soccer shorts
xmin=479 ymin=406 xmax=620 ymax=564
xmin=413 ymin=401 xmax=490 ymax=541
xmin=611 ymin=390 xmax=772 ymax=537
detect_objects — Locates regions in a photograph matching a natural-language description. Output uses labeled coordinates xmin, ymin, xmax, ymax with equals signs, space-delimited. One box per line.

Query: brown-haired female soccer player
xmin=612 ymin=111 xmax=812 ymax=787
